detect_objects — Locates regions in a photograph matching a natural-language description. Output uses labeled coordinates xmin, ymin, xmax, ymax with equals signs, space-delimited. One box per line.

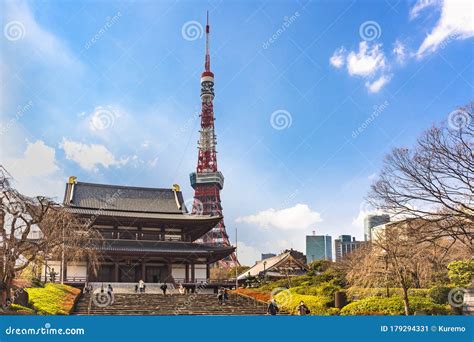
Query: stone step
xmin=72 ymin=293 xmax=268 ymax=316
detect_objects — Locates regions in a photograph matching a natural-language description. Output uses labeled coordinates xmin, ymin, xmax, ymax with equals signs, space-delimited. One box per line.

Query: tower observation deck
xmin=190 ymin=12 xmax=239 ymax=267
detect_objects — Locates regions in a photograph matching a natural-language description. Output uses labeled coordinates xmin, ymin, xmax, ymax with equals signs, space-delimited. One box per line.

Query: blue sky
xmin=1 ymin=0 xmax=473 ymax=265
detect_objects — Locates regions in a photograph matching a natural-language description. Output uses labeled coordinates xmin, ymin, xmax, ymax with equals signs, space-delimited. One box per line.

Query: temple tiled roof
xmin=237 ymin=250 xmax=308 ymax=280
xmin=64 ymin=181 xmax=186 ymax=214
xmin=94 ymin=239 xmax=235 ymax=263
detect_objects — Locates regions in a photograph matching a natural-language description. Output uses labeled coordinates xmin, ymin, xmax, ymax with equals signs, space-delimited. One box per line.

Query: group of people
xmin=267 ymin=299 xmax=310 ymax=316
xmin=134 ymin=280 xmax=168 ymax=295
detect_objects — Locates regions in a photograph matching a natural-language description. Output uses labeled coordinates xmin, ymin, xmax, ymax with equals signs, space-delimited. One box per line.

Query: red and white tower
xmin=190 ymin=13 xmax=239 ymax=267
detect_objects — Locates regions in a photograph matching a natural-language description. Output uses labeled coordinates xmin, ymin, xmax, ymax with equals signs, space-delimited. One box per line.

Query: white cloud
xmin=410 ymin=0 xmax=439 ymax=19
xmin=415 ymin=0 xmax=474 ymax=57
xmin=236 ymin=204 xmax=322 ymax=230
xmin=60 ymin=139 xmax=128 ymax=171
xmin=4 ymin=1 xmax=81 ymax=68
xmin=88 ymin=106 xmax=122 ymax=132
xmin=347 ymin=41 xmax=386 ymax=77
xmin=237 ymin=241 xmax=262 ymax=266
xmin=329 ymin=47 xmax=346 ymax=68
xmin=392 ymin=40 xmax=406 ymax=63
xmin=365 ymin=74 xmax=391 ymax=93
xmin=3 ymin=140 xmax=64 ymax=199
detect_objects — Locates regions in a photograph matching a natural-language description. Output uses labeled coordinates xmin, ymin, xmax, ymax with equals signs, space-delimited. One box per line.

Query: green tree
xmin=448 ymin=260 xmax=474 ymax=287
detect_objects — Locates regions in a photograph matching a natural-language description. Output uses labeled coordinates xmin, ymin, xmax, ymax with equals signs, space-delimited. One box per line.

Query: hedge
xmin=340 ymin=296 xmax=451 ymax=316
xmin=9 ymin=304 xmax=36 ymax=315
xmin=26 ymin=283 xmax=80 ymax=315
xmin=274 ymin=288 xmax=337 ymax=315
xmin=346 ymin=287 xmax=430 ymax=301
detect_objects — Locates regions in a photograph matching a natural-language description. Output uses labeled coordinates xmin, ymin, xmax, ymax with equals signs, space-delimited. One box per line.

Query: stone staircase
xmin=72 ymin=293 xmax=268 ymax=315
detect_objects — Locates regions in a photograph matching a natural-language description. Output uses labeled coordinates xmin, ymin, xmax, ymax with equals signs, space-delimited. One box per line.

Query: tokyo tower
xmin=190 ymin=12 xmax=239 ymax=267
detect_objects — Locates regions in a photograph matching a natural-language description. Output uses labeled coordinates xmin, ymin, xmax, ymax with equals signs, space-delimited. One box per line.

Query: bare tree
xmin=345 ymin=220 xmax=469 ymax=315
xmin=368 ymin=102 xmax=474 ymax=249
xmin=0 ymin=167 xmax=99 ymax=306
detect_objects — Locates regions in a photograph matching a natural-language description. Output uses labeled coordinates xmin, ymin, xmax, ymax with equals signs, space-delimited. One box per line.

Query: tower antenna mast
xmin=190 ymin=12 xmax=239 ymax=267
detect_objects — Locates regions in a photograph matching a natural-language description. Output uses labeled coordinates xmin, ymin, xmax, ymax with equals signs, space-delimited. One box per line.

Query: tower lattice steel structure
xmin=190 ymin=13 xmax=239 ymax=267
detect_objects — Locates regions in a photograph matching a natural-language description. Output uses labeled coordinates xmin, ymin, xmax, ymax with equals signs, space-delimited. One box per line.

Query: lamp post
xmin=384 ymin=253 xmax=389 ymax=297
xmin=235 ymin=227 xmax=238 ymax=289
xmin=263 ymin=260 xmax=267 ymax=281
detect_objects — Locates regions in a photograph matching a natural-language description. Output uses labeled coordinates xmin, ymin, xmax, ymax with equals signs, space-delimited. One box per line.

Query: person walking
xmin=217 ymin=288 xmax=224 ymax=305
xmin=178 ymin=283 xmax=185 ymax=295
xmin=223 ymin=288 xmax=229 ymax=305
xmin=267 ymin=298 xmax=279 ymax=315
xmin=138 ymin=279 xmax=145 ymax=293
xmin=107 ymin=284 xmax=113 ymax=296
xmin=160 ymin=283 xmax=168 ymax=296
xmin=297 ymin=300 xmax=310 ymax=315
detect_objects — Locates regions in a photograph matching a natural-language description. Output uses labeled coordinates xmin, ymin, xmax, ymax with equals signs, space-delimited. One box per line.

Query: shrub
xmin=274 ymin=288 xmax=336 ymax=315
xmin=293 ymin=281 xmax=341 ymax=298
xmin=429 ymin=285 xmax=454 ymax=305
xmin=10 ymin=304 xmax=36 ymax=315
xmin=340 ymin=296 xmax=451 ymax=316
xmin=346 ymin=287 xmax=430 ymax=301
xmin=448 ymin=260 xmax=474 ymax=288
xmin=26 ymin=283 xmax=80 ymax=315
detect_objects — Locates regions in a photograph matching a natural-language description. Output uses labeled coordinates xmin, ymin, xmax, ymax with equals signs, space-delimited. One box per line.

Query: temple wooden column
xmin=185 ymin=263 xmax=189 ymax=283
xmin=114 ymin=262 xmax=119 ymax=282
xmin=206 ymin=263 xmax=210 ymax=281
xmin=141 ymin=262 xmax=146 ymax=281
xmin=190 ymin=262 xmax=195 ymax=283
xmin=167 ymin=261 xmax=172 ymax=282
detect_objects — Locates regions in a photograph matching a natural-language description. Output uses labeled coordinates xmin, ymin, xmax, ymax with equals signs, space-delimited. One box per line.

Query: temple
xmin=45 ymin=179 xmax=235 ymax=284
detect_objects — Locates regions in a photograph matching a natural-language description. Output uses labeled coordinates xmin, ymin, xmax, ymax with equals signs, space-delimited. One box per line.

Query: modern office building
xmin=306 ymin=234 xmax=332 ymax=262
xmin=364 ymin=214 xmax=390 ymax=241
xmin=334 ymin=235 xmax=366 ymax=261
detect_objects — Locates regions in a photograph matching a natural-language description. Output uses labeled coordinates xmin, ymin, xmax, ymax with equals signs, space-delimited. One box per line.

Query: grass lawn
xmin=26 ymin=283 xmax=81 ymax=315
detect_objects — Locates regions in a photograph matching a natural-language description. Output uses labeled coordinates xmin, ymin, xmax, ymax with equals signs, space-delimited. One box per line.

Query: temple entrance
xmin=97 ymin=265 xmax=114 ymax=282
xmin=145 ymin=266 xmax=162 ymax=283
xmin=119 ymin=265 xmax=139 ymax=282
